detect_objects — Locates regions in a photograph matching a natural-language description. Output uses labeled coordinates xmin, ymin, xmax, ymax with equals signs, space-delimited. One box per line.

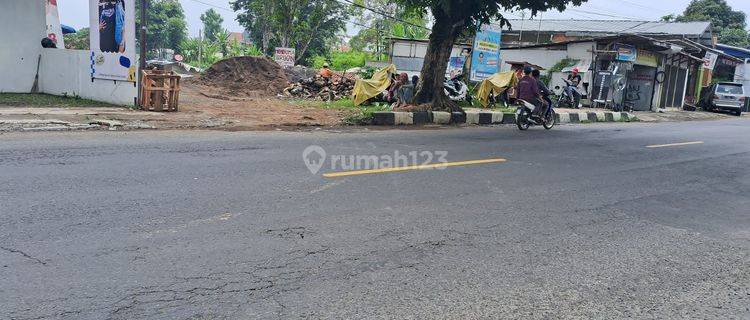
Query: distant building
xmin=499 ymin=20 xmax=713 ymax=46
xmin=227 ymin=31 xmax=253 ymax=45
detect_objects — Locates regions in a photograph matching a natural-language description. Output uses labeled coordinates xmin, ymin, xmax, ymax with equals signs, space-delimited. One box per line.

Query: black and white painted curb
xmin=372 ymin=110 xmax=637 ymax=126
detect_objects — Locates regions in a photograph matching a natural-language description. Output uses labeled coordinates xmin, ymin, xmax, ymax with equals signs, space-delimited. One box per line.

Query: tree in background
xmin=232 ymin=0 xmax=350 ymax=65
xmin=136 ymin=0 xmax=187 ymax=53
xmin=673 ymin=0 xmax=748 ymax=47
xmin=200 ymin=9 xmax=224 ymax=43
xmin=63 ymin=27 xmax=90 ymax=50
xmin=348 ymin=0 xmax=429 ymax=54
xmin=390 ymin=0 xmax=585 ymax=111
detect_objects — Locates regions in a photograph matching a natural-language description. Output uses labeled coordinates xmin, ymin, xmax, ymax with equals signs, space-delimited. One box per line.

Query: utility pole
xmin=138 ymin=0 xmax=147 ymax=106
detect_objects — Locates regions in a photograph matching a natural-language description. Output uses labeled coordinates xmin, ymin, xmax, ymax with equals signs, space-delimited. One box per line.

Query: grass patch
xmin=0 ymin=93 xmax=119 ymax=108
xmin=343 ymin=103 xmax=391 ymax=125
xmin=292 ymin=98 xmax=357 ymax=110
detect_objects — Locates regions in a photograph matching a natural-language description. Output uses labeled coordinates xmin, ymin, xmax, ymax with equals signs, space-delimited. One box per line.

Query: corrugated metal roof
xmin=500 ymin=19 xmax=711 ymax=36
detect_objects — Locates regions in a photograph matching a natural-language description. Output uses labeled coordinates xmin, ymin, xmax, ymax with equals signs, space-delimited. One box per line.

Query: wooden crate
xmin=140 ymin=70 xmax=181 ymax=112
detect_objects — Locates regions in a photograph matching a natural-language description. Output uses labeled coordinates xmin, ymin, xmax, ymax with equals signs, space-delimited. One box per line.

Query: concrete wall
xmin=499 ymin=48 xmax=568 ymax=72
xmin=0 ymin=0 xmax=46 ymax=93
xmin=39 ymin=49 xmax=137 ymax=106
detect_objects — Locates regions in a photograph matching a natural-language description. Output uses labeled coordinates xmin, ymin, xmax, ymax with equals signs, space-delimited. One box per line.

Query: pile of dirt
xmin=198 ymin=56 xmax=289 ymax=96
xmin=283 ymin=74 xmax=356 ymax=100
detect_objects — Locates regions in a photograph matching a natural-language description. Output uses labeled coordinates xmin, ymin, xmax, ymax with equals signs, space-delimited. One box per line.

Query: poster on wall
xmin=470 ymin=25 xmax=501 ymax=82
xmin=46 ymin=0 xmax=65 ymax=47
xmin=274 ymin=47 xmax=296 ymax=69
xmin=447 ymin=56 xmax=465 ymax=78
xmin=615 ymin=43 xmax=637 ymax=62
xmin=89 ymin=0 xmax=136 ymax=82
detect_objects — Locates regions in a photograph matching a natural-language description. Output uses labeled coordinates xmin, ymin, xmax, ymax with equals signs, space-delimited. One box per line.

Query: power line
xmin=183 ymin=0 xmax=233 ymax=12
xmin=337 ymin=0 xmax=430 ymax=31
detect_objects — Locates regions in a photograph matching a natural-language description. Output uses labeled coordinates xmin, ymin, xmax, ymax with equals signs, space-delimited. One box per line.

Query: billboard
xmin=470 ymin=25 xmax=501 ymax=82
xmin=89 ymin=0 xmax=136 ymax=82
xmin=45 ymin=0 xmax=64 ymax=48
xmin=274 ymin=47 xmax=296 ymax=68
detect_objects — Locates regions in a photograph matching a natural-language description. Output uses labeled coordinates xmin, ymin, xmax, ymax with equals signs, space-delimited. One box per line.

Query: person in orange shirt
xmin=319 ymin=63 xmax=333 ymax=78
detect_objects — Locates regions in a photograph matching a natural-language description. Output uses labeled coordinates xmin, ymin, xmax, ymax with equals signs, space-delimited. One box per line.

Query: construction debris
xmin=283 ymin=74 xmax=356 ymax=101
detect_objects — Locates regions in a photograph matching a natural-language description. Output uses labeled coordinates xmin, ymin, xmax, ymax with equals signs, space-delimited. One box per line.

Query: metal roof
xmin=499 ymin=19 xmax=711 ymax=36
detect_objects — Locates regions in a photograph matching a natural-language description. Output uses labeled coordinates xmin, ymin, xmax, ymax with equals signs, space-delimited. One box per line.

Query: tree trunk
xmin=411 ymin=10 xmax=463 ymax=112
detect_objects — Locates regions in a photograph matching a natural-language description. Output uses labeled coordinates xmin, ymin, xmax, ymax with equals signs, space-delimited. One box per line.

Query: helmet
xmin=523 ymin=66 xmax=533 ymax=75
xmin=572 ymin=67 xmax=580 ymax=73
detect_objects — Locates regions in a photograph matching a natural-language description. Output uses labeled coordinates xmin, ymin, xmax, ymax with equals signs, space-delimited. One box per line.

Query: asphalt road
xmin=2 ymin=119 xmax=750 ymax=319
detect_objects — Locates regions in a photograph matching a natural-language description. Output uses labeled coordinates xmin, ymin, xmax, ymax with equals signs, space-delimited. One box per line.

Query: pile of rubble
xmin=283 ymin=74 xmax=356 ymax=101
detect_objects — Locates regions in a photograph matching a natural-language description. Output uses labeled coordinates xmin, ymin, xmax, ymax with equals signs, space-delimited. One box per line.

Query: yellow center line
xmin=646 ymin=141 xmax=704 ymax=148
xmin=322 ymin=158 xmax=507 ymax=178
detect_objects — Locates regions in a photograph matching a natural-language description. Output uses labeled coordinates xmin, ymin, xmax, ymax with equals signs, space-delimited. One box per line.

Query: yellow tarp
xmin=476 ymin=71 xmax=519 ymax=108
xmin=352 ymin=64 xmax=397 ymax=106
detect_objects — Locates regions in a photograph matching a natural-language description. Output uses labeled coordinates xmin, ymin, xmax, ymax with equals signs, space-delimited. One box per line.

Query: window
xmin=716 ymin=84 xmax=743 ymax=95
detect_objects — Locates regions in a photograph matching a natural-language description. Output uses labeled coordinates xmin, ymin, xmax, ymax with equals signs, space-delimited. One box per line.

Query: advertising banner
xmin=615 ymin=43 xmax=637 ymax=62
xmin=703 ymin=51 xmax=718 ymax=70
xmin=447 ymin=56 xmax=465 ymax=78
xmin=45 ymin=0 xmax=65 ymax=48
xmin=89 ymin=0 xmax=136 ymax=82
xmin=470 ymin=25 xmax=501 ymax=82
xmin=274 ymin=47 xmax=296 ymax=68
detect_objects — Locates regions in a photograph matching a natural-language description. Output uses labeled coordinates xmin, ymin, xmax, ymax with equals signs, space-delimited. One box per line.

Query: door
xmin=625 ymin=65 xmax=657 ymax=111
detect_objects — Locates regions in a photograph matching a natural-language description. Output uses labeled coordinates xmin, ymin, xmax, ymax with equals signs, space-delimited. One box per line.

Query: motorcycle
xmin=444 ymin=74 xmax=471 ymax=103
xmin=556 ymin=78 xmax=581 ymax=109
xmin=516 ymin=98 xmax=556 ymax=131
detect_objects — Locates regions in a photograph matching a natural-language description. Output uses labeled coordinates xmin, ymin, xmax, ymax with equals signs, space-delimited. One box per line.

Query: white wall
xmin=39 ymin=49 xmax=137 ymax=106
xmin=499 ymin=48 xmax=568 ymax=72
xmin=0 ymin=0 xmax=46 ymax=93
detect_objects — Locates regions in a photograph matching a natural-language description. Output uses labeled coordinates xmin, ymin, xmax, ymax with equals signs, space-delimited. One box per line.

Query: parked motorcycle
xmin=516 ymin=99 xmax=556 ymax=131
xmin=444 ymin=74 xmax=471 ymax=103
xmin=557 ymin=78 xmax=581 ymax=109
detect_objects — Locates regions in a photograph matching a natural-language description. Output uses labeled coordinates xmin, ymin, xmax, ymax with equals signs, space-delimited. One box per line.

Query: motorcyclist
xmin=517 ymin=66 xmax=544 ymax=117
xmin=566 ymin=67 xmax=582 ymax=108
xmin=532 ymin=69 xmax=552 ymax=115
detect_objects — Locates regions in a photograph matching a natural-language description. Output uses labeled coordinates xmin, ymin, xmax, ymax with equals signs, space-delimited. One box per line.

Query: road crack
xmin=0 ymin=246 xmax=47 ymax=265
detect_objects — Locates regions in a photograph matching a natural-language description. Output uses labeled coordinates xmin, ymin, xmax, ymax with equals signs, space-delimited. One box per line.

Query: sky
xmin=58 ymin=0 xmax=750 ymax=38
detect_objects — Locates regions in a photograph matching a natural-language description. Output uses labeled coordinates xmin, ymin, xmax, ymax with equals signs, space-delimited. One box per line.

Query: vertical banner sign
xmin=703 ymin=51 xmax=719 ymax=70
xmin=89 ymin=0 xmax=137 ymax=82
xmin=470 ymin=25 xmax=501 ymax=82
xmin=274 ymin=47 xmax=296 ymax=68
xmin=45 ymin=0 xmax=65 ymax=48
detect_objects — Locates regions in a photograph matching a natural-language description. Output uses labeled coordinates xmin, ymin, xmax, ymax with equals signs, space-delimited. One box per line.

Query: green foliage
xmin=673 ymin=0 xmax=748 ymax=45
xmin=718 ymin=28 xmax=749 ymax=47
xmin=358 ymin=66 xmax=377 ymax=79
xmin=63 ymin=27 xmax=90 ymax=50
xmin=311 ymin=51 xmax=372 ymax=71
xmin=136 ymin=0 xmax=187 ymax=52
xmin=200 ymin=9 xmax=224 ymax=43
xmin=549 ymin=58 xmax=578 ymax=73
xmin=348 ymin=0 xmax=429 ymax=53
xmin=232 ymin=0 xmax=350 ymax=64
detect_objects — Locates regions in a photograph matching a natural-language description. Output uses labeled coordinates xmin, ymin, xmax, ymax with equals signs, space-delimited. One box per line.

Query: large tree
xmin=200 ymin=9 xmax=224 ymax=43
xmin=391 ymin=0 xmax=585 ymax=111
xmin=136 ymin=0 xmax=187 ymax=52
xmin=231 ymin=0 xmax=350 ymax=64
xmin=348 ymin=0 xmax=429 ymax=53
xmin=674 ymin=0 xmax=748 ymax=47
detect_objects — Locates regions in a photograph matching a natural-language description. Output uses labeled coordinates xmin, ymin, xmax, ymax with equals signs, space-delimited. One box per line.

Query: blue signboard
xmin=470 ymin=25 xmax=502 ymax=82
xmin=615 ymin=43 xmax=637 ymax=62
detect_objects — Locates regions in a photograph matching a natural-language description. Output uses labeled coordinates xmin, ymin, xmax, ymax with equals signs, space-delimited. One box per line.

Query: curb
xmin=372 ymin=110 xmax=637 ymax=126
